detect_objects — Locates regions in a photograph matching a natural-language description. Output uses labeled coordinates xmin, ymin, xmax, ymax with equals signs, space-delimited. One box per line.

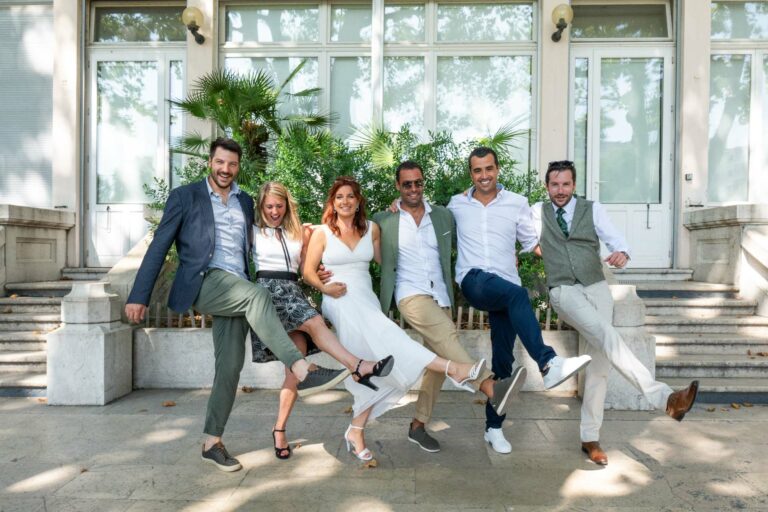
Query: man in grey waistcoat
xmin=531 ymin=159 xmax=699 ymax=466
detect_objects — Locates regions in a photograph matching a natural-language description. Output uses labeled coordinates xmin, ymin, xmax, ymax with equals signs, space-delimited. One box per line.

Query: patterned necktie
xmin=556 ymin=207 xmax=569 ymax=237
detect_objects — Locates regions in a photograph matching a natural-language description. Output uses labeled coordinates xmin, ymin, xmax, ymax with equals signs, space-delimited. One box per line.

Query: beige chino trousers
xmin=398 ymin=294 xmax=494 ymax=424
xmin=549 ymin=280 xmax=673 ymax=442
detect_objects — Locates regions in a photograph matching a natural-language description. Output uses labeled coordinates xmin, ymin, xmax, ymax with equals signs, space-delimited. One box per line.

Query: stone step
xmin=0 ymin=313 xmax=60 ymax=332
xmin=663 ymin=377 xmax=768 ymax=404
xmin=0 ymin=369 xmax=46 ymax=388
xmin=654 ymin=333 xmax=768 ymax=356
xmin=614 ymin=268 xmax=693 ymax=282
xmin=0 ymin=296 xmax=61 ymax=314
xmin=656 ymin=354 xmax=768 ymax=379
xmin=644 ymin=298 xmax=757 ymax=317
xmin=0 ymin=331 xmax=47 ymax=351
xmin=645 ymin=315 xmax=768 ymax=335
xmin=61 ymin=267 xmax=110 ymax=281
xmin=0 ymin=350 xmax=46 ymax=363
xmin=4 ymin=281 xmax=87 ymax=298
xmin=633 ymin=281 xmax=740 ymax=299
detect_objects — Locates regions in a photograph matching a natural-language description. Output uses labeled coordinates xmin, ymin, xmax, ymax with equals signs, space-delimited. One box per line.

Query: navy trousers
xmin=461 ymin=268 xmax=556 ymax=429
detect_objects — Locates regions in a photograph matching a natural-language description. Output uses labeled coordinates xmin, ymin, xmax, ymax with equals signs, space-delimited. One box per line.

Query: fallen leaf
xmin=36 ymin=398 xmax=47 ymax=404
xmin=241 ymin=386 xmax=255 ymax=393
xmin=706 ymin=407 xmax=716 ymax=412
xmin=473 ymin=399 xmax=486 ymax=405
xmin=343 ymin=406 xmax=353 ymax=414
xmin=757 ymin=352 xmax=768 ymax=357
xmin=80 ymin=468 xmax=88 ymax=473
xmin=363 ymin=458 xmax=378 ymax=469
xmin=721 ymin=408 xmax=729 ymax=412
xmin=9 ymin=294 xmax=18 ymax=299
xmin=731 ymin=403 xmax=741 ymax=409
xmin=743 ymin=402 xmax=754 ymax=407
xmin=294 ymin=442 xmax=302 ymax=450
xmin=162 ymin=400 xmax=176 ymax=407
xmin=138 ymin=409 xmax=148 ymax=413
xmin=750 ymin=357 xmax=756 ymax=360
xmin=747 ymin=350 xmax=753 ymax=356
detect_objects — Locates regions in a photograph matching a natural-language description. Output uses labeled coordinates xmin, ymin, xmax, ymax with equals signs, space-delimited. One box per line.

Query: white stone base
xmin=47 ymin=322 xmax=133 ymax=405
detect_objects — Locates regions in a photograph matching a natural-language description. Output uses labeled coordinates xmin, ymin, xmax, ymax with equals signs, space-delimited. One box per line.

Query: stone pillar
xmin=579 ymin=284 xmax=656 ymax=411
xmin=47 ymin=282 xmax=132 ymax=405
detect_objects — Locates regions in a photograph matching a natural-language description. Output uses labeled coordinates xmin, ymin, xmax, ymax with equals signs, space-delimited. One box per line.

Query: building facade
xmin=1 ymin=0 xmax=766 ymax=272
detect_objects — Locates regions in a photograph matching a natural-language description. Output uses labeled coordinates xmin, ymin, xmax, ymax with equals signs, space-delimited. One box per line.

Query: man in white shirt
xmin=374 ymin=161 xmax=526 ymax=453
xmin=530 ymin=160 xmax=699 ymax=465
xmin=448 ymin=147 xmax=592 ymax=454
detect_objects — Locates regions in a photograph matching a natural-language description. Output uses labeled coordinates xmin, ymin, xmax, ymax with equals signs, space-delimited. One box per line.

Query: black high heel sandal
xmin=352 ymin=355 xmax=395 ymax=391
xmin=272 ymin=428 xmax=291 ymax=460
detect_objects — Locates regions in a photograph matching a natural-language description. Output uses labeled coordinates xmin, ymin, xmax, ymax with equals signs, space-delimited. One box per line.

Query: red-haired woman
xmin=304 ymin=176 xmax=486 ymax=461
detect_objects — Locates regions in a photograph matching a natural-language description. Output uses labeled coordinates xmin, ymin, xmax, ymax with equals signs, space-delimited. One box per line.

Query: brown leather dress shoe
xmin=666 ymin=380 xmax=699 ymax=422
xmin=581 ymin=441 xmax=608 ymax=465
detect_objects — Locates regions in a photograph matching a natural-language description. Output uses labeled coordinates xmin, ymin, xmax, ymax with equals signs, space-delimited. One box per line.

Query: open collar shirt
xmin=448 ymin=185 xmax=538 ymax=286
xmin=206 ymin=178 xmax=248 ymax=280
xmin=395 ymin=199 xmax=451 ymax=307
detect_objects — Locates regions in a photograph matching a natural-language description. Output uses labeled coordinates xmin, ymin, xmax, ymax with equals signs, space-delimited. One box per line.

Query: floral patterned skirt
xmin=250 ymin=277 xmax=321 ymax=363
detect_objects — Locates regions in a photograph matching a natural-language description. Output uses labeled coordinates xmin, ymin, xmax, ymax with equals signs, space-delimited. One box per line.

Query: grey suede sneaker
xmin=489 ymin=367 xmax=527 ymax=416
xmin=408 ymin=423 xmax=441 ymax=453
xmin=201 ymin=442 xmax=242 ymax=472
xmin=297 ymin=366 xmax=351 ymax=397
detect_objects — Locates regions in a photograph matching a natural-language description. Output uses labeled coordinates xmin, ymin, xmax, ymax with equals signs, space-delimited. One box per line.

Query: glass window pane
xmin=93 ymin=7 xmax=185 ymax=42
xmin=224 ymin=57 xmax=320 ymax=115
xmin=573 ymin=58 xmax=589 ymax=197
xmin=225 ymin=5 xmax=319 ymax=43
xmin=712 ymin=2 xmax=768 ymax=40
xmin=96 ymin=61 xmax=159 ymax=204
xmin=331 ymin=57 xmax=372 ymax=137
xmin=437 ymin=3 xmax=534 ymax=42
xmin=598 ymin=58 xmax=663 ymax=204
xmin=708 ymin=54 xmax=751 ymax=202
xmin=331 ymin=5 xmax=372 ymax=43
xmin=763 ymin=55 xmax=768 ymax=178
xmin=169 ymin=60 xmax=184 ymax=188
xmin=571 ymin=4 xmax=668 ymax=39
xmin=437 ymin=56 xmax=532 ymax=170
xmin=384 ymin=57 xmax=425 ymax=134
xmin=385 ymin=4 xmax=426 ymax=42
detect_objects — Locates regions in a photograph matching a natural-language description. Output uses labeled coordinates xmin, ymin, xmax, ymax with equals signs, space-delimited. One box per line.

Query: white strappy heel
xmin=446 ymin=359 xmax=485 ymax=393
xmin=344 ymin=424 xmax=373 ymax=461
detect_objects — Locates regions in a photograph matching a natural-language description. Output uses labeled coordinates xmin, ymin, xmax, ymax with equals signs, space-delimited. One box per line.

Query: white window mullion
xmin=371 ymin=0 xmax=384 ymax=125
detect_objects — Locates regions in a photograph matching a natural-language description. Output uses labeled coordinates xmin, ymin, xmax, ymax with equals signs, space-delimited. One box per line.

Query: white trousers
xmin=549 ymin=281 xmax=673 ymax=442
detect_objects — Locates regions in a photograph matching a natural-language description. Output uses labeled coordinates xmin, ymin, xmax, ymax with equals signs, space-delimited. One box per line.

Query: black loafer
xmin=201 ymin=442 xmax=242 ymax=472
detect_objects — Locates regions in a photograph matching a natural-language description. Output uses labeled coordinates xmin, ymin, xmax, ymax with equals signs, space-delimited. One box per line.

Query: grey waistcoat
xmin=540 ymin=199 xmax=605 ymax=288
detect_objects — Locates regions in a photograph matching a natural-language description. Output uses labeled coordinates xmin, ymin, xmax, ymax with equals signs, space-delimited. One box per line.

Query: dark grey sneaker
xmin=297 ymin=366 xmax=351 ymax=397
xmin=408 ymin=424 xmax=441 ymax=453
xmin=489 ymin=367 xmax=527 ymax=416
xmin=201 ymin=442 xmax=242 ymax=472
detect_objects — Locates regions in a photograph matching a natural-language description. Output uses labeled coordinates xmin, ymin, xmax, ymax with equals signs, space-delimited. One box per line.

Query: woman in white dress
xmin=251 ymin=182 xmax=394 ymax=460
xmin=304 ymin=176 xmax=485 ymax=461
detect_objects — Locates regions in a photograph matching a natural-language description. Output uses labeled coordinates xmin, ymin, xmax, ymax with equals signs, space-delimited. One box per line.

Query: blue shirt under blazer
xmin=127 ymin=178 xmax=255 ymax=313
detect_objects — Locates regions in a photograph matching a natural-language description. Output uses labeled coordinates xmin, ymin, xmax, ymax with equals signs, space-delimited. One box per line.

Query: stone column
xmin=47 ymin=282 xmax=132 ymax=405
xmin=579 ymin=284 xmax=656 ymax=411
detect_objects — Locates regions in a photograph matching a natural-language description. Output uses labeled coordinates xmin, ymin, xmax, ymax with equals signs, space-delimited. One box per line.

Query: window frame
xmin=711 ymin=0 xmax=768 ymax=43
xmin=569 ymin=0 xmax=673 ymax=43
xmin=89 ymin=1 xmax=187 ymax=48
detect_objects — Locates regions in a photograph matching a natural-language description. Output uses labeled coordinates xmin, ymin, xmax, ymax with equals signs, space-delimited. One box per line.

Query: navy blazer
xmin=127 ymin=178 xmax=255 ymax=313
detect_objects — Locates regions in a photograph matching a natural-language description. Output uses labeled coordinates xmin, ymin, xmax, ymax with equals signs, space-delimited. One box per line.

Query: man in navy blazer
xmin=125 ymin=138 xmax=346 ymax=472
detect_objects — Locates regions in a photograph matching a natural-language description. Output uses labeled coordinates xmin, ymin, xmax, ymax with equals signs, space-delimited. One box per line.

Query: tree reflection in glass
xmin=331 ymin=57 xmax=372 ymax=138
xmin=711 ymin=2 xmax=768 ymax=40
xmin=225 ymin=6 xmax=319 ymax=43
xmin=437 ymin=3 xmax=533 ymax=42
xmin=573 ymin=58 xmax=589 ymax=197
xmin=385 ymin=5 xmax=426 ymax=42
xmin=331 ymin=6 xmax=372 ymax=43
xmin=384 ymin=57 xmax=425 ymax=135
xmin=94 ymin=7 xmax=185 ymax=42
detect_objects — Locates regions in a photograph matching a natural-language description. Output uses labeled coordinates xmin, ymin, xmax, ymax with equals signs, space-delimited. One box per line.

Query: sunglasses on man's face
xmin=400 ymin=179 xmax=424 ymax=190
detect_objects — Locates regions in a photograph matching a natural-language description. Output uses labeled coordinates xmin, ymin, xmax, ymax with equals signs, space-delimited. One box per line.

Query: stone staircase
xmin=615 ymin=269 xmax=768 ymax=403
xmin=0 ymin=268 xmax=110 ymax=396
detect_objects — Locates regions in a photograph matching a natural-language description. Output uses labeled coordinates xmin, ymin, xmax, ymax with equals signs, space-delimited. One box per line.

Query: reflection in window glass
xmin=764 ymin=56 xmax=768 ymax=176
xmin=437 ymin=3 xmax=533 ymax=42
xmin=598 ymin=58 xmax=663 ymax=204
xmin=573 ymin=58 xmax=588 ymax=197
xmin=437 ymin=56 xmax=532 ymax=170
xmin=571 ymin=4 xmax=668 ymax=39
xmin=708 ymin=54 xmax=751 ymax=202
xmin=169 ymin=60 xmax=184 ymax=188
xmin=96 ymin=61 xmax=158 ymax=204
xmin=94 ymin=7 xmax=185 ymax=42
xmin=711 ymin=2 xmax=768 ymax=40
xmin=225 ymin=57 xmax=320 ymax=115
xmin=331 ymin=57 xmax=372 ymax=137
xmin=384 ymin=57 xmax=425 ymax=134
xmin=225 ymin=6 xmax=319 ymax=43
xmin=385 ymin=4 xmax=426 ymax=42
xmin=331 ymin=5 xmax=372 ymax=42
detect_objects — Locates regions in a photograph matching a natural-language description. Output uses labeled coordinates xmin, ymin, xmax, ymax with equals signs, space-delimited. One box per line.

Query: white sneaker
xmin=483 ymin=428 xmax=512 ymax=454
xmin=542 ymin=355 xmax=592 ymax=390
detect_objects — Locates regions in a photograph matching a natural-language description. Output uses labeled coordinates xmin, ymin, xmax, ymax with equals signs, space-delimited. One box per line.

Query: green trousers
xmin=194 ymin=269 xmax=304 ymax=436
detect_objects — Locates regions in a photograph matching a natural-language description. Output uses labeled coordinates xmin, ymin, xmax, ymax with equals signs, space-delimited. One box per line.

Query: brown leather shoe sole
xmin=666 ymin=380 xmax=700 ymax=422
xmin=581 ymin=441 xmax=608 ymax=465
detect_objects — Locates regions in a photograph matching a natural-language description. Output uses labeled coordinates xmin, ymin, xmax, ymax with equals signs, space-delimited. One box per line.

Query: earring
xmin=333 ymin=208 xmax=337 ymax=213
xmin=356 ymin=206 xmax=359 ymax=212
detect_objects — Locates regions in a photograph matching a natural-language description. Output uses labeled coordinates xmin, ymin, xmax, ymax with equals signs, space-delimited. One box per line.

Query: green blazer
xmin=372 ymin=204 xmax=456 ymax=314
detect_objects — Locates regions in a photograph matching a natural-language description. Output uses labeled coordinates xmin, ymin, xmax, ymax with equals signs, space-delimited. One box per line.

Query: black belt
xmin=255 ymin=270 xmax=299 ymax=281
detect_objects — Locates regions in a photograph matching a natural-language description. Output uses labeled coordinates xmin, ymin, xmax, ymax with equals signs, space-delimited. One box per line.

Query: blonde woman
xmin=251 ymin=181 xmax=394 ymax=460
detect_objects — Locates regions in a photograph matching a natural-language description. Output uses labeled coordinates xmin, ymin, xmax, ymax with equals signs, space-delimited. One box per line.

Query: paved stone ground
xmin=0 ymin=389 xmax=766 ymax=511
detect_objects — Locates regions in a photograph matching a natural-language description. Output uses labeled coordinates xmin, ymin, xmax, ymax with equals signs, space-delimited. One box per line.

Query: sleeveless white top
xmin=252 ymin=226 xmax=302 ymax=273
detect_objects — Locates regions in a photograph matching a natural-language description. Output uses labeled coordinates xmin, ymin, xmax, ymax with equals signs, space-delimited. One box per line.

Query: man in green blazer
xmin=373 ymin=160 xmax=526 ymax=453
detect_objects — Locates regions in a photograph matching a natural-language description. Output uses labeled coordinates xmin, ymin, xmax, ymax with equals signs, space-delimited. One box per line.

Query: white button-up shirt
xmin=395 ymin=200 xmax=451 ymax=307
xmin=530 ymin=197 xmax=630 ymax=255
xmin=448 ymin=186 xmax=538 ymax=286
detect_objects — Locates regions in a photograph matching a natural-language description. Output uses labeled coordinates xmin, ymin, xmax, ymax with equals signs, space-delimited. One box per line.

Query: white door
xmin=570 ymin=47 xmax=674 ymax=268
xmin=86 ymin=50 xmax=184 ymax=267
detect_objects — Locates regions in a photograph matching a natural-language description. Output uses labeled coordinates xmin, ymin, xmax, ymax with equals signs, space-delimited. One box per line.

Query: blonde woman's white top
xmin=252 ymin=226 xmax=302 ymax=273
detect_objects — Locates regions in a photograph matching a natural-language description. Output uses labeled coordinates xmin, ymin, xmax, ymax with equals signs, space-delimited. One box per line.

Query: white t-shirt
xmin=252 ymin=226 xmax=302 ymax=273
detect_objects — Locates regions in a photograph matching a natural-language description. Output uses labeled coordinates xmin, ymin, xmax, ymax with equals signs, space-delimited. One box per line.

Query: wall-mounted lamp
xmin=181 ymin=7 xmax=205 ymax=45
xmin=551 ymin=4 xmax=574 ymax=42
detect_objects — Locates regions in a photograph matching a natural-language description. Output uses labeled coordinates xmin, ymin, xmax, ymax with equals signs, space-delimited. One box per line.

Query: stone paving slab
xmin=1 ymin=389 xmax=767 ymax=511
